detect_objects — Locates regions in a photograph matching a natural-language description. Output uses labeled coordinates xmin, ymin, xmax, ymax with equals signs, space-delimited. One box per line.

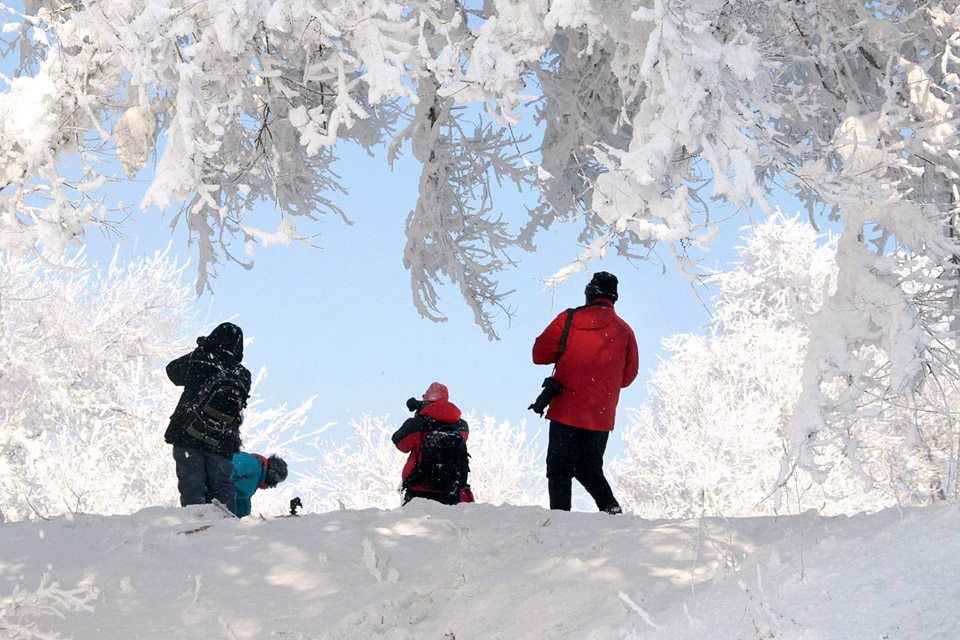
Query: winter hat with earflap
xmin=423 ymin=382 xmax=449 ymax=403
xmin=263 ymin=455 xmax=288 ymax=488
xmin=585 ymin=271 xmax=619 ymax=304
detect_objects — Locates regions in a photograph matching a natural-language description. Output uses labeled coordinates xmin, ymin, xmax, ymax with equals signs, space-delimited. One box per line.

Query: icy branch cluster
xmin=0 ymin=574 xmax=98 ymax=640
xmin=465 ymin=414 xmax=545 ymax=507
xmin=0 ymin=249 xmax=197 ymax=520
xmin=0 ymin=250 xmax=325 ymax=522
xmin=613 ymin=216 xmax=960 ymax=517
xmin=3 ymin=0 xmax=960 ymax=482
xmin=289 ymin=412 xmax=546 ymax=513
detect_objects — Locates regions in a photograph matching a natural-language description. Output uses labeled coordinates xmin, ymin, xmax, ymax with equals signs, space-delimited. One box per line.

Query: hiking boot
xmin=603 ymin=503 xmax=623 ymax=515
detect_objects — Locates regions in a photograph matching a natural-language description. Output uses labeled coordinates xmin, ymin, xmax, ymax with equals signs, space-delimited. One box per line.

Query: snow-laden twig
xmin=0 ymin=573 xmax=98 ymax=640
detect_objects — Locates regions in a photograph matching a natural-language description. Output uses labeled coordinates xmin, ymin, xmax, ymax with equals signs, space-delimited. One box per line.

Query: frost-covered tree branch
xmin=0 ymin=573 xmax=98 ymax=640
xmin=293 ymin=412 xmax=545 ymax=512
xmin=4 ymin=1 xmax=960 ymax=452
xmin=612 ymin=216 xmax=960 ymax=516
xmin=0 ymin=249 xmax=320 ymax=521
xmin=0 ymin=248 xmax=198 ymax=521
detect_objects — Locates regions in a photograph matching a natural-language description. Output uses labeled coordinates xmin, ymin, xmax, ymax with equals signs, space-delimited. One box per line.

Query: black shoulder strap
xmin=557 ymin=308 xmax=576 ymax=356
xmin=557 ymin=300 xmax=613 ymax=357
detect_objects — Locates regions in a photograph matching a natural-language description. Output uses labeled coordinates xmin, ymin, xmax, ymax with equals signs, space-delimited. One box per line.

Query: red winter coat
xmin=532 ymin=300 xmax=639 ymax=431
xmin=391 ymin=400 xmax=474 ymax=503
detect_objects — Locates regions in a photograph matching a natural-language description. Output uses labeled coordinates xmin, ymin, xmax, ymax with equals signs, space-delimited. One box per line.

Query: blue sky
xmin=0 ymin=12 xmax=771 ymax=453
xmin=76 ymin=139 xmax=755 ymax=450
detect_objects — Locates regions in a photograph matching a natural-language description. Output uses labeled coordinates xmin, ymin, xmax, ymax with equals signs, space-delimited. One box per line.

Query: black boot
xmin=548 ymin=479 xmax=572 ymax=511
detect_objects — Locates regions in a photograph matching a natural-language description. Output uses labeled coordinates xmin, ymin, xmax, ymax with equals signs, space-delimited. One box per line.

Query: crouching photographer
xmin=392 ymin=382 xmax=475 ymax=506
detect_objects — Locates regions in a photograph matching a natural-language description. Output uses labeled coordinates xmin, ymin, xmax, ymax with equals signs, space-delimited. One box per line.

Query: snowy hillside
xmin=2 ymin=503 xmax=959 ymax=639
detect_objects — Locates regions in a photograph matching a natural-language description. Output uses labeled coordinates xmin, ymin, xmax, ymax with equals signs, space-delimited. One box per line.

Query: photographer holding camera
xmin=392 ymin=382 xmax=475 ymax=506
xmin=165 ymin=322 xmax=251 ymax=515
xmin=532 ymin=272 xmax=638 ymax=514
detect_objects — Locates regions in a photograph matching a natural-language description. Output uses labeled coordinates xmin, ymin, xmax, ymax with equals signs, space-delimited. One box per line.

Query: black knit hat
xmin=585 ymin=271 xmax=618 ymax=303
xmin=264 ymin=455 xmax=288 ymax=488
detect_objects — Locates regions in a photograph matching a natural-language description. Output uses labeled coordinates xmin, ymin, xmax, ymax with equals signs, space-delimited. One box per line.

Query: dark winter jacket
xmin=392 ymin=400 xmax=474 ymax=503
xmin=532 ymin=300 xmax=639 ymax=431
xmin=165 ymin=323 xmax=252 ymax=456
xmin=232 ymin=452 xmax=268 ymax=518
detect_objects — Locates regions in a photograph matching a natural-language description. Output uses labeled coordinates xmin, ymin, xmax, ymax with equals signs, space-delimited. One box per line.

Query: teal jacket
xmin=232 ymin=452 xmax=267 ymax=518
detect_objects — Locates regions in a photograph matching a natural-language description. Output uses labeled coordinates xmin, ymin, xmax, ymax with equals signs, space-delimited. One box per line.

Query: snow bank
xmin=1 ymin=502 xmax=958 ymax=639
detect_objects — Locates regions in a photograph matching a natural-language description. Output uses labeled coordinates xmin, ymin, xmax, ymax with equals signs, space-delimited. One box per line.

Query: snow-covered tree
xmin=296 ymin=415 xmax=405 ymax=512
xmin=296 ymin=411 xmax=544 ymax=512
xmin=611 ymin=216 xmax=960 ymax=517
xmin=465 ymin=415 xmax=546 ymax=507
xmin=0 ymin=249 xmax=197 ymax=520
xmin=0 ymin=249 xmax=320 ymax=521
xmin=4 ymin=0 xmax=960 ymax=484
xmin=220 ymin=373 xmax=332 ymax=518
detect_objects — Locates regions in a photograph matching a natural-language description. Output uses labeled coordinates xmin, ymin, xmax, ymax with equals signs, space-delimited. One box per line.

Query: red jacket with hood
xmin=391 ymin=400 xmax=473 ymax=502
xmin=532 ymin=300 xmax=639 ymax=431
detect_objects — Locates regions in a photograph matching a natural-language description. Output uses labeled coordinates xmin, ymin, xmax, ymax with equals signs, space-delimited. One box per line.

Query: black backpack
xmin=407 ymin=421 xmax=470 ymax=502
xmin=184 ymin=370 xmax=248 ymax=451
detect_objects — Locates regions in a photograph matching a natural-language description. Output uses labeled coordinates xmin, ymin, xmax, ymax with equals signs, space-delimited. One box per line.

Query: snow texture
xmin=1 ymin=502 xmax=958 ymax=639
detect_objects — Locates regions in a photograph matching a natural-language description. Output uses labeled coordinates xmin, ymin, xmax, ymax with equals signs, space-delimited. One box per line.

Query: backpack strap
xmin=404 ymin=416 xmax=444 ymax=490
xmin=557 ymin=308 xmax=576 ymax=357
xmin=186 ymin=424 xmax=223 ymax=447
xmin=555 ymin=299 xmax=613 ymax=362
xmin=405 ymin=416 xmax=430 ymax=486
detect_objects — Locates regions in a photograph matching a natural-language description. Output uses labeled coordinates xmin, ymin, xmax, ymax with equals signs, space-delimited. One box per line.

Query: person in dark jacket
xmin=392 ymin=382 xmax=475 ymax=506
xmin=532 ymin=272 xmax=639 ymax=513
xmin=165 ymin=322 xmax=252 ymax=515
xmin=231 ymin=452 xmax=288 ymax=518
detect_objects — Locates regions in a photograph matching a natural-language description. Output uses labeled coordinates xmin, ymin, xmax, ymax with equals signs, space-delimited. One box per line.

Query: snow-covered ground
xmin=2 ymin=501 xmax=958 ymax=639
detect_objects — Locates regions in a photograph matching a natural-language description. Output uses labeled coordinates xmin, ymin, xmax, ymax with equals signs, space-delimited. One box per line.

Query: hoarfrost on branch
xmin=4 ymin=0 xmax=960 ymax=487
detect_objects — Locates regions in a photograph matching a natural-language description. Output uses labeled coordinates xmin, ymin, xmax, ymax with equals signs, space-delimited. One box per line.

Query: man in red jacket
xmin=532 ymin=272 xmax=639 ymax=513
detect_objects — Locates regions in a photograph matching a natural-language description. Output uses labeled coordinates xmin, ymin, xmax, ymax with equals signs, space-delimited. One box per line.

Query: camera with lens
xmin=528 ymin=377 xmax=563 ymax=417
xmin=406 ymin=397 xmax=427 ymax=413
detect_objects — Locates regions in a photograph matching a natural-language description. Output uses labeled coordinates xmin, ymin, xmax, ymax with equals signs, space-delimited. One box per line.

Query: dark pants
xmin=173 ymin=445 xmax=237 ymax=515
xmin=546 ymin=420 xmax=618 ymax=511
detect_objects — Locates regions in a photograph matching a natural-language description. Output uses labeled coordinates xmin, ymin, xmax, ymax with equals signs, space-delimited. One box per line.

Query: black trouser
xmin=173 ymin=445 xmax=237 ymax=515
xmin=546 ymin=420 xmax=617 ymax=511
